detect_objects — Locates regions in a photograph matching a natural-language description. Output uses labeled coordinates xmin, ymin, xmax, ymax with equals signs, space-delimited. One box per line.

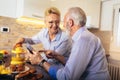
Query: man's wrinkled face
xmin=45 ymin=14 xmax=60 ymax=35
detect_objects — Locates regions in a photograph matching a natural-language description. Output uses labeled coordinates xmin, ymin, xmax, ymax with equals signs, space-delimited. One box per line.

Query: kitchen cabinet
xmin=23 ymin=0 xmax=50 ymax=18
xmin=0 ymin=0 xmax=24 ymax=18
xmin=0 ymin=0 xmax=101 ymax=28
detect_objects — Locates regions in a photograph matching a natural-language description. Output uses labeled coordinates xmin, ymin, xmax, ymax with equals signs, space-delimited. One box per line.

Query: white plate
xmin=12 ymin=66 xmax=29 ymax=74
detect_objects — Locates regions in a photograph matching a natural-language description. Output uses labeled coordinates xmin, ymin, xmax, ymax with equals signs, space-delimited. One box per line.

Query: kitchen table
xmin=1 ymin=54 xmax=51 ymax=80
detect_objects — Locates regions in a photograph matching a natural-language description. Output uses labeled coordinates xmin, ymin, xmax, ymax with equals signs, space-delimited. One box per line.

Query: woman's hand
xmin=13 ymin=38 xmax=24 ymax=49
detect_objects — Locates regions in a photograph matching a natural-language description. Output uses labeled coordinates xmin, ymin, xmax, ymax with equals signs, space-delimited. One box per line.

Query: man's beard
xmin=65 ymin=25 xmax=73 ymax=44
xmin=65 ymin=24 xmax=71 ymax=37
xmin=65 ymin=29 xmax=70 ymax=36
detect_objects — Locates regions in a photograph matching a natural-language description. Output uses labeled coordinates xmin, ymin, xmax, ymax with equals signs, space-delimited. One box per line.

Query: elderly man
xmin=29 ymin=7 xmax=110 ymax=80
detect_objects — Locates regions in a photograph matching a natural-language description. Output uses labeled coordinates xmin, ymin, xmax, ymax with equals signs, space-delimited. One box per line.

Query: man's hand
xmin=38 ymin=50 xmax=58 ymax=59
xmin=29 ymin=51 xmax=43 ymax=65
xmin=45 ymin=50 xmax=66 ymax=65
xmin=38 ymin=50 xmax=55 ymax=59
xmin=45 ymin=50 xmax=56 ymax=59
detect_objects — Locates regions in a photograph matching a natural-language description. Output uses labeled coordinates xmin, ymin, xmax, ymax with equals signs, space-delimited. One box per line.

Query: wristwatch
xmin=38 ymin=59 xmax=47 ymax=67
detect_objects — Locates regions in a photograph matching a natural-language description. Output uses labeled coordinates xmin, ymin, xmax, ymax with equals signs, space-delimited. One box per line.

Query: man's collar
xmin=72 ymin=27 xmax=86 ymax=42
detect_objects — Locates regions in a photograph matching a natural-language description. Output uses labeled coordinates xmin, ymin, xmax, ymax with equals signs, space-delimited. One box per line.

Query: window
xmin=117 ymin=9 xmax=120 ymax=46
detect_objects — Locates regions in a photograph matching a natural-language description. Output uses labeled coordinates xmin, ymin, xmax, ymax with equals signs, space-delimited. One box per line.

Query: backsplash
xmin=0 ymin=16 xmax=44 ymax=52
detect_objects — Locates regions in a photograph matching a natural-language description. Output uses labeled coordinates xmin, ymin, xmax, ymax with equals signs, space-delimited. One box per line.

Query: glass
xmin=0 ymin=54 xmax=3 ymax=60
xmin=0 ymin=54 xmax=11 ymax=75
xmin=0 ymin=53 xmax=4 ymax=69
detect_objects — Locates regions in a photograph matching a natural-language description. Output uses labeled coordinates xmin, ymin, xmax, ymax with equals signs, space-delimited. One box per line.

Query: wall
xmin=0 ymin=16 xmax=44 ymax=53
xmin=115 ymin=0 xmax=120 ymax=4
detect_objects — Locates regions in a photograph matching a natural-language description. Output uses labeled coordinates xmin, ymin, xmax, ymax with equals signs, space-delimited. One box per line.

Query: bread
xmin=17 ymin=64 xmax=25 ymax=71
xmin=12 ymin=47 xmax=25 ymax=54
xmin=11 ymin=57 xmax=24 ymax=64
xmin=10 ymin=57 xmax=25 ymax=72
xmin=10 ymin=46 xmax=26 ymax=72
xmin=10 ymin=64 xmax=25 ymax=72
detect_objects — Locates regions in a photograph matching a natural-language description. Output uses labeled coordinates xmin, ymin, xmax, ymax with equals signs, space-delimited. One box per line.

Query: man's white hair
xmin=67 ymin=7 xmax=86 ymax=27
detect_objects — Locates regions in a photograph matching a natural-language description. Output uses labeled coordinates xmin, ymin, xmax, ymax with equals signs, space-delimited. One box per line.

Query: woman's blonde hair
xmin=44 ymin=7 xmax=60 ymax=17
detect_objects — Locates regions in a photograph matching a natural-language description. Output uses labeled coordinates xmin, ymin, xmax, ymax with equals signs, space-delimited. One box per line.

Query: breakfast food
xmin=0 ymin=50 xmax=8 ymax=55
xmin=15 ymin=43 xmax=22 ymax=48
xmin=0 ymin=50 xmax=9 ymax=59
xmin=10 ymin=63 xmax=25 ymax=72
xmin=0 ymin=65 xmax=11 ymax=74
xmin=10 ymin=57 xmax=25 ymax=72
xmin=15 ymin=68 xmax=36 ymax=79
xmin=0 ymin=54 xmax=3 ymax=60
xmin=12 ymin=47 xmax=25 ymax=55
xmin=10 ymin=46 xmax=25 ymax=72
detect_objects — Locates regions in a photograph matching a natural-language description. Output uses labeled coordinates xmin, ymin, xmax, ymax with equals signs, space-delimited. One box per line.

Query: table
xmin=33 ymin=65 xmax=51 ymax=80
xmin=16 ymin=63 xmax=51 ymax=80
xmin=1 ymin=55 xmax=51 ymax=80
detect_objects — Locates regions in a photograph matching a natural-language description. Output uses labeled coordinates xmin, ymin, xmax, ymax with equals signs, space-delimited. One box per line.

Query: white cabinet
xmin=0 ymin=0 xmax=50 ymax=18
xmin=23 ymin=0 xmax=50 ymax=18
xmin=0 ymin=0 xmax=24 ymax=18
